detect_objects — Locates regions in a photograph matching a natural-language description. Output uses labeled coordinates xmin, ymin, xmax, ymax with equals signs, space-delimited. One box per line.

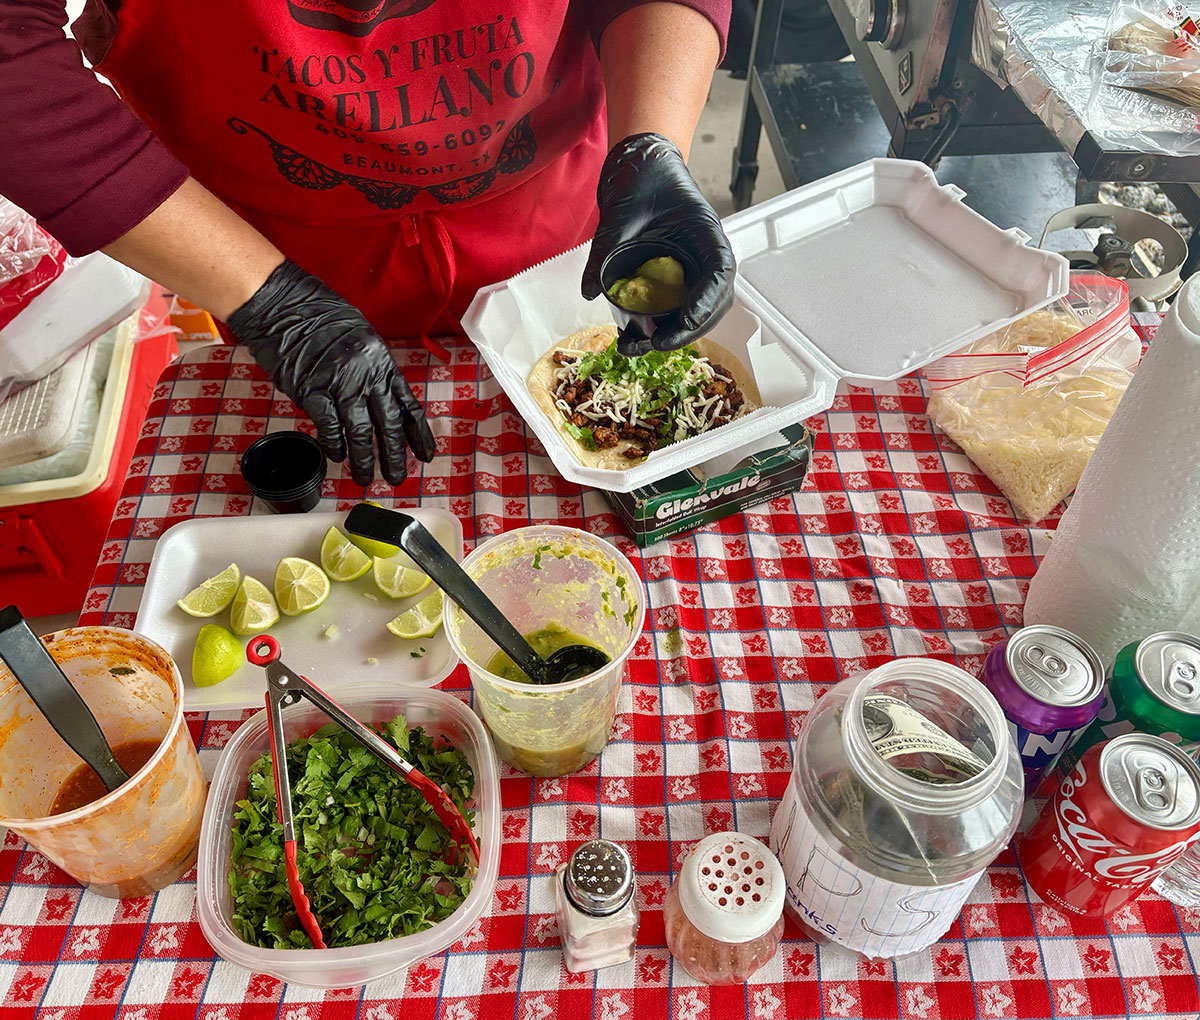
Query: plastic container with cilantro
xmin=196 ymin=683 xmax=500 ymax=988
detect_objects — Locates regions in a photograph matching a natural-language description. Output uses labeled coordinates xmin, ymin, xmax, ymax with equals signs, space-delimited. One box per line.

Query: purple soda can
xmin=981 ymin=625 xmax=1105 ymax=795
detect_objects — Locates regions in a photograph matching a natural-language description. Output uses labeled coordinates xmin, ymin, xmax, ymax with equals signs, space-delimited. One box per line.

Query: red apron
xmin=78 ymin=1 xmax=606 ymax=344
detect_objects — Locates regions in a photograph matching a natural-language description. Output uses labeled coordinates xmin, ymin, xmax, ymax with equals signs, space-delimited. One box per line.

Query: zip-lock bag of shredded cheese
xmin=923 ymin=273 xmax=1138 ymax=522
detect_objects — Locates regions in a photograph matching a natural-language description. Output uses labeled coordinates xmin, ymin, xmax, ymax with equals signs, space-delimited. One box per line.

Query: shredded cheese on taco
xmin=548 ymin=340 xmax=750 ymax=460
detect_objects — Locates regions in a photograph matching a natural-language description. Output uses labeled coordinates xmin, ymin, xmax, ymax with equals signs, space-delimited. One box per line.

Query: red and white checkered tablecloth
xmin=9 ymin=321 xmax=1196 ymax=1020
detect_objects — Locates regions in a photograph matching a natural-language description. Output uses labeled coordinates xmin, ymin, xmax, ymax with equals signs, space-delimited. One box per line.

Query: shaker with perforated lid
xmin=554 ymin=839 xmax=639 ymax=973
xmin=663 ymin=832 xmax=785 ymax=985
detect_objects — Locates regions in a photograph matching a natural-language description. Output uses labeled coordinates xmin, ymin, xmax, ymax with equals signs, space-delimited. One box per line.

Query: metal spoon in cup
xmin=0 ymin=605 xmax=131 ymax=794
xmin=345 ymin=504 xmax=610 ymax=685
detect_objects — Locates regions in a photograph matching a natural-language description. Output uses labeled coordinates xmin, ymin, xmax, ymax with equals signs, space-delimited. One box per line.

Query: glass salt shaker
xmin=555 ymin=839 xmax=639 ymax=972
xmin=664 ymin=832 xmax=785 ymax=985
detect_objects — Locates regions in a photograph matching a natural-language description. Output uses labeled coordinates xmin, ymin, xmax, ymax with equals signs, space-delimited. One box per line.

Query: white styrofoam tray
xmin=462 ymin=158 xmax=1069 ymax=493
xmin=0 ymin=315 xmax=136 ymax=505
xmin=0 ymin=338 xmax=97 ymax=470
xmin=134 ymin=509 xmax=463 ymax=710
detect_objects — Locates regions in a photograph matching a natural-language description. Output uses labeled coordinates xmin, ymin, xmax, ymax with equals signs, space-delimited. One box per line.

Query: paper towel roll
xmin=1023 ymin=277 xmax=1200 ymax=665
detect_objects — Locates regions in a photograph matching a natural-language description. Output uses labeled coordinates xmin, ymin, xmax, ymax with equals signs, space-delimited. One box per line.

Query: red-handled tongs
xmin=246 ymin=634 xmax=480 ymax=950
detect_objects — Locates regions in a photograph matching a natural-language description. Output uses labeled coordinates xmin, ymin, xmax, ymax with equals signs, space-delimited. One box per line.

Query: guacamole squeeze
xmin=606 ymin=256 xmax=688 ymax=314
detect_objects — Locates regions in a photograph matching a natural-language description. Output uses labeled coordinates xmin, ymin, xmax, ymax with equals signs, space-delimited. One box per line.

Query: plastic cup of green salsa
xmin=444 ymin=526 xmax=645 ymax=777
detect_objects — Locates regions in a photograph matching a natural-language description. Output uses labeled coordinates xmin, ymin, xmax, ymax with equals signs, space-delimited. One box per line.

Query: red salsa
xmin=49 ymin=738 xmax=161 ymax=815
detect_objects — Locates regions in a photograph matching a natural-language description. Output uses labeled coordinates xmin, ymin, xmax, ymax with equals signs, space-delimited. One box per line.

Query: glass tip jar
xmin=555 ymin=839 xmax=639 ymax=973
xmin=665 ymin=832 xmax=785 ymax=984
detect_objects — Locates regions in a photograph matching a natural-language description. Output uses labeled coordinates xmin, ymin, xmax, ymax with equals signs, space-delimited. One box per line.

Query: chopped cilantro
xmin=409 ymin=646 xmax=427 ymax=659
xmin=532 ymin=544 xmax=553 ymax=570
xmin=562 ymin=341 xmax=728 ymax=452
xmin=108 ymin=666 xmax=134 ymax=676
xmin=562 ymin=422 xmax=597 ymax=451
xmin=228 ymin=713 xmax=475 ymax=949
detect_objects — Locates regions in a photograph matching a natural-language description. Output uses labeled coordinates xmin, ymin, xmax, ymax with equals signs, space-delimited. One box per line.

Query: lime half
xmin=230 ymin=575 xmax=279 ymax=636
xmin=373 ymin=557 xmax=431 ymax=599
xmin=386 ymin=589 xmax=444 ymax=640
xmin=177 ymin=563 xmax=241 ymax=618
xmin=193 ymin=624 xmax=243 ymax=687
xmin=346 ymin=500 xmax=399 ymax=559
xmin=320 ymin=526 xmax=372 ymax=582
xmin=275 ymin=557 xmax=331 ymax=616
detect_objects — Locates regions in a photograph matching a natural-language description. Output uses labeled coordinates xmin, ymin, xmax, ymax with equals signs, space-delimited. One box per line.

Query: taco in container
xmin=527 ymin=324 xmax=762 ymax=470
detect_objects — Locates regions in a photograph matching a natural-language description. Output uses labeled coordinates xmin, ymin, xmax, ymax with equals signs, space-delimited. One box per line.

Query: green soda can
xmin=1060 ymin=632 xmax=1200 ymax=772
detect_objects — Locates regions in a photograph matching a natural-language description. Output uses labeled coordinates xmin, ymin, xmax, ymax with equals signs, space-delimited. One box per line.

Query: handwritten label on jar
xmin=771 ymin=781 xmax=983 ymax=958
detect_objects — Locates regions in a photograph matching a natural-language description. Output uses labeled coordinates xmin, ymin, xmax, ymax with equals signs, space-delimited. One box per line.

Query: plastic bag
xmin=0 ymin=198 xmax=52 ymax=282
xmin=1105 ymin=2 xmax=1200 ymax=99
xmin=923 ymin=273 xmax=1138 ymax=522
xmin=0 ymin=198 xmax=67 ymax=331
xmin=1086 ymin=1 xmax=1200 ymax=151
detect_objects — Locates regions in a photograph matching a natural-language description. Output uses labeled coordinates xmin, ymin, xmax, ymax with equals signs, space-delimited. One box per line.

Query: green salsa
xmin=485 ymin=624 xmax=605 ymax=684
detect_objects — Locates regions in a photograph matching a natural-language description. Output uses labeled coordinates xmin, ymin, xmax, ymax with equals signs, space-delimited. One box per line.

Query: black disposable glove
xmin=582 ymin=132 xmax=736 ymax=355
xmin=228 ymin=259 xmax=435 ymax=486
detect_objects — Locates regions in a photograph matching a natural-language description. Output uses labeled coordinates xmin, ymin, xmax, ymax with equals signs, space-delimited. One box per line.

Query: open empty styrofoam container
xmin=462 ymin=158 xmax=1069 ymax=493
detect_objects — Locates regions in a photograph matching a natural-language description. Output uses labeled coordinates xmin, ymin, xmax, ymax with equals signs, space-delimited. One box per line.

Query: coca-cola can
xmin=1020 ymin=732 xmax=1200 ymax=918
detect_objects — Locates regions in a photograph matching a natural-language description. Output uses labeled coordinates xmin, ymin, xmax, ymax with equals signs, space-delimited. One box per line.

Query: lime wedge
xmin=177 ymin=563 xmax=241 ymax=618
xmin=346 ymin=500 xmax=399 ymax=559
xmin=320 ymin=526 xmax=372 ymax=582
xmin=230 ymin=575 xmax=279 ymax=636
xmin=193 ymin=624 xmax=243 ymax=687
xmin=373 ymin=557 xmax=431 ymax=599
xmin=274 ymin=557 xmax=331 ymax=616
xmin=386 ymin=589 xmax=444 ymax=640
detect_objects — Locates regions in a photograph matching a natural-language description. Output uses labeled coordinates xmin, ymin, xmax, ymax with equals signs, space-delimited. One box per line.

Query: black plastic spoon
xmin=0 ymin=605 xmax=131 ymax=793
xmin=346 ymin=504 xmax=610 ymax=685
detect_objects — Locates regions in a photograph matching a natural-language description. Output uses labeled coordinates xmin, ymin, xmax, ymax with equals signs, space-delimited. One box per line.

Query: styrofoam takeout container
xmin=197 ymin=683 xmax=500 ymax=988
xmin=462 ymin=158 xmax=1069 ymax=493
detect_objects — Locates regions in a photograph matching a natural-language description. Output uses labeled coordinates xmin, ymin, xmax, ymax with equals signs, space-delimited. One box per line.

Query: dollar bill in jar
xmin=770 ymin=659 xmax=1023 ymax=958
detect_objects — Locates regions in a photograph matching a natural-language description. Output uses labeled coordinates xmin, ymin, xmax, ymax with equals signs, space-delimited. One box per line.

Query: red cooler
xmin=0 ymin=308 xmax=176 ymax=616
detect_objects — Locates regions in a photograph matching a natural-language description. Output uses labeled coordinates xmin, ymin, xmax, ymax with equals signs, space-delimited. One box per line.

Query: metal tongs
xmin=246 ymin=634 xmax=479 ymax=950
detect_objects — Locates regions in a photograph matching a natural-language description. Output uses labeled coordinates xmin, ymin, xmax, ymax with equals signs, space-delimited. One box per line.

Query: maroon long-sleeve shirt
xmin=0 ymin=1 xmax=729 ymax=257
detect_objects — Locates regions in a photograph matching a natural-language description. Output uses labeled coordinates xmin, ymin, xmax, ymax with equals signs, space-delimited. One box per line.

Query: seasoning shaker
xmin=664 ymin=832 xmax=785 ymax=984
xmin=555 ymin=839 xmax=639 ymax=972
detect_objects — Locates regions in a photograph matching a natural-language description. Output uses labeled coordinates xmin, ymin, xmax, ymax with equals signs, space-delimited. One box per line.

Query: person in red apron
xmin=0 ymin=1 xmax=734 ymax=485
